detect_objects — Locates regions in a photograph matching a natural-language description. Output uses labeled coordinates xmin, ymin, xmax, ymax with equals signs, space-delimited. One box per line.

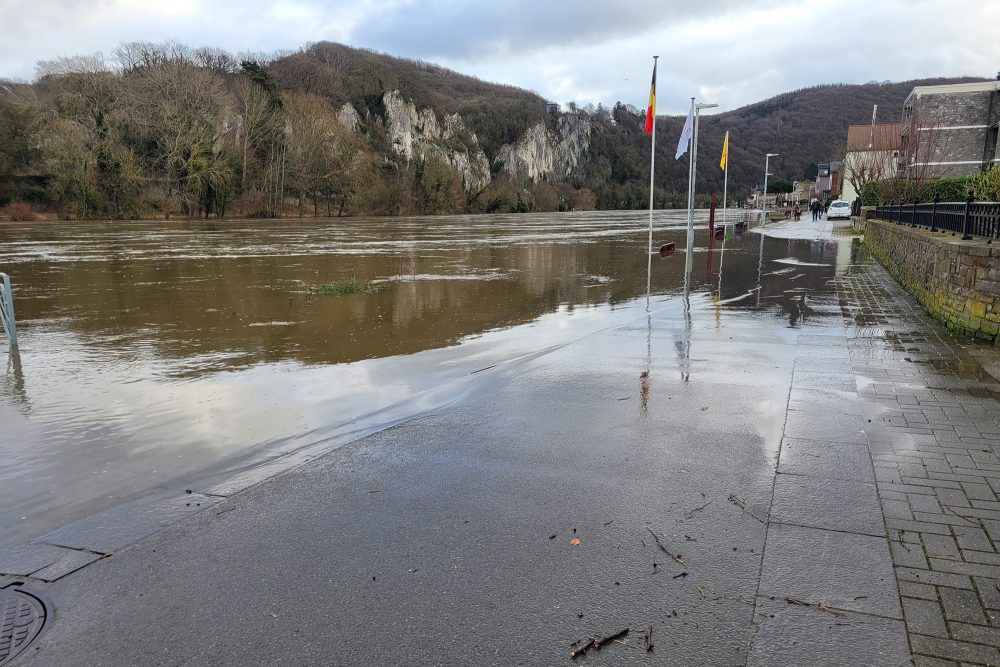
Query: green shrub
xmin=307 ymin=278 xmax=386 ymax=295
xmin=970 ymin=165 xmax=1000 ymax=201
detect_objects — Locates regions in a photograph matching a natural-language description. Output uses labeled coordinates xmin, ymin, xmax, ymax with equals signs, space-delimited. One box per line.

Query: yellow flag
xmin=720 ymin=131 xmax=729 ymax=170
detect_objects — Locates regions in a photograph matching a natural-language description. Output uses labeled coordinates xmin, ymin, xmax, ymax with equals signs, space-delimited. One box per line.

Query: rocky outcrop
xmin=494 ymin=114 xmax=591 ymax=182
xmin=337 ymin=103 xmax=361 ymax=131
xmin=381 ymin=90 xmax=490 ymax=192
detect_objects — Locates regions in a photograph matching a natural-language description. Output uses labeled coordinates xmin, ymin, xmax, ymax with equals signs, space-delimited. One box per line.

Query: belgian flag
xmin=644 ymin=60 xmax=657 ymax=135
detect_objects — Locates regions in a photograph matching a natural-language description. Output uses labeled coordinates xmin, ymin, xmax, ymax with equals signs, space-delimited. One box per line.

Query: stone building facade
xmin=899 ymin=81 xmax=1000 ymax=178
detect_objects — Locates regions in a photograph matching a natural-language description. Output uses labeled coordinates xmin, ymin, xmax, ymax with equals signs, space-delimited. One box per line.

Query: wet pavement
xmin=3 ymin=215 xmax=1000 ymax=665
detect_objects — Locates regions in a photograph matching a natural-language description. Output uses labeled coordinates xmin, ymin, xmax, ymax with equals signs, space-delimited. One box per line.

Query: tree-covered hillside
xmin=0 ymin=39 xmax=987 ymax=219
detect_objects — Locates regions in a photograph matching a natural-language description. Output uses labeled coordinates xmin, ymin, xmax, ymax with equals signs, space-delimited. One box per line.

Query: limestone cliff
xmin=337 ymin=103 xmax=361 ymax=132
xmin=494 ymin=115 xmax=592 ymax=182
xmin=381 ymin=91 xmax=491 ymax=192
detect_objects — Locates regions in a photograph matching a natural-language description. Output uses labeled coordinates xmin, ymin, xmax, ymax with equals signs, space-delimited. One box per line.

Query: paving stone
xmin=784 ymin=410 xmax=867 ymax=444
xmin=911 ymin=657 xmax=958 ymax=667
xmin=29 ymin=549 xmax=102 ymax=582
xmin=883 ymin=498 xmax=914 ymax=521
xmin=0 ymin=543 xmax=70 ymax=576
xmin=896 ymin=567 xmax=973 ymax=589
xmin=939 ymin=586 xmax=987 ymax=625
xmin=37 ymin=492 xmax=223 ymax=553
xmin=923 ymin=534 xmax=962 ymax=560
xmin=964 ymin=483 xmax=999 ymax=502
xmin=748 ymin=597 xmax=909 ymax=667
xmin=903 ymin=596 xmax=949 ymax=638
xmin=973 ymin=577 xmax=1000 ymax=610
xmin=759 ymin=523 xmax=901 ymax=618
xmin=949 ymin=620 xmax=1000 ymax=646
xmin=778 ymin=438 xmax=875 ymax=483
xmin=898 ymin=581 xmax=939 ymax=600
xmin=910 ymin=634 xmax=1000 ymax=665
xmin=911 ymin=494 xmax=945 ymax=514
xmin=771 ymin=474 xmax=884 ymax=536
xmin=892 ymin=540 xmax=929 ymax=569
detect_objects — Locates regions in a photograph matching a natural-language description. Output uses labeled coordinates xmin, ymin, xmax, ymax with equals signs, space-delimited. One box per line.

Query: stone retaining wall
xmin=864 ymin=219 xmax=1000 ymax=343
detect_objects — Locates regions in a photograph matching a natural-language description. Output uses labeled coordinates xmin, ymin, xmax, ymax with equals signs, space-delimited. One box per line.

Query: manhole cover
xmin=0 ymin=585 xmax=47 ymax=666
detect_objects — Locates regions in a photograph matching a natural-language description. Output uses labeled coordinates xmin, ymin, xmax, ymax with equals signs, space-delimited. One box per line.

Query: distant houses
xmin=814 ymin=162 xmax=843 ymax=201
xmin=824 ymin=77 xmax=1000 ymax=205
xmin=899 ymin=80 xmax=1000 ymax=178
xmin=841 ymin=123 xmax=901 ymax=204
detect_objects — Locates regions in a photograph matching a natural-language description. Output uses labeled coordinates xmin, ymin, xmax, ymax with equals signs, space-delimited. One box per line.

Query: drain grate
xmin=0 ymin=585 xmax=47 ymax=666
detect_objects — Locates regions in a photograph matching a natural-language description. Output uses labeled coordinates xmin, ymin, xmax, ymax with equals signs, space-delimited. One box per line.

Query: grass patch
xmin=307 ymin=278 xmax=386 ymax=296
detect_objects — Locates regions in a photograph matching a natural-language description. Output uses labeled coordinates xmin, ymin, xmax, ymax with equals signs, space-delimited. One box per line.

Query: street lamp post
xmin=762 ymin=153 xmax=778 ymax=225
xmin=684 ymin=101 xmax=718 ymax=275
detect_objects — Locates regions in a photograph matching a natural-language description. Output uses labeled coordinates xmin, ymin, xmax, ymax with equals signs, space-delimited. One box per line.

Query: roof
xmin=846 ymin=122 xmax=901 ymax=151
xmin=904 ymin=81 xmax=1000 ymax=106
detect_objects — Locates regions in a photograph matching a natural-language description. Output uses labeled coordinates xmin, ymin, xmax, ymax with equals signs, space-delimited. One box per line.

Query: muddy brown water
xmin=0 ymin=211 xmax=846 ymax=546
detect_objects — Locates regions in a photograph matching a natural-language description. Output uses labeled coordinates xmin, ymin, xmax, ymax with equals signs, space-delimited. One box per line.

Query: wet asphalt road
xmin=4 ymin=222 xmax=921 ymax=665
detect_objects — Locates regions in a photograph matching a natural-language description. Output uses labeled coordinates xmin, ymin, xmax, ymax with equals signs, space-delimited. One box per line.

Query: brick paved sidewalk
xmin=843 ymin=253 xmax=1000 ymax=666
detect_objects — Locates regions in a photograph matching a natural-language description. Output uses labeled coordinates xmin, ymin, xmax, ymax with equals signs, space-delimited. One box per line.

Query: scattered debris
xmin=700 ymin=406 xmax=710 ymax=411
xmin=643 ymin=626 xmax=654 ymax=653
xmin=570 ymin=538 xmax=581 ymax=547
xmin=685 ymin=500 xmax=713 ymax=520
xmin=672 ymin=572 xmax=688 ymax=580
xmin=408 ymin=568 xmax=420 ymax=573
xmin=603 ymin=520 xmax=614 ymax=526
xmin=214 ymin=507 xmax=236 ymax=516
xmin=786 ymin=597 xmax=842 ymax=616
xmin=727 ymin=494 xmax=765 ymax=523
xmin=646 ymin=528 xmax=685 ymax=565
xmin=696 ymin=585 xmax=706 ymax=597
xmin=617 ymin=397 xmax=631 ymax=401
xmin=549 ymin=534 xmax=557 ymax=540
xmin=184 ymin=489 xmax=192 ymax=494
xmin=570 ymin=639 xmax=594 ymax=659
xmin=593 ymin=628 xmax=629 ymax=650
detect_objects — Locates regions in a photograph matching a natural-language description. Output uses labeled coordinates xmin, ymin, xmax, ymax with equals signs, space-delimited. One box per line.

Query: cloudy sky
xmin=2 ymin=0 xmax=999 ymax=114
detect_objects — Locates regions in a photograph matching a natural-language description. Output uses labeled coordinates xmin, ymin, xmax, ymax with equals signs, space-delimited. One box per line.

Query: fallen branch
xmin=786 ymin=597 xmax=842 ymax=616
xmin=570 ymin=639 xmax=594 ymax=659
xmin=727 ymin=494 xmax=765 ymax=524
xmin=644 ymin=625 xmax=654 ymax=653
xmin=593 ymin=628 xmax=629 ymax=650
xmin=646 ymin=528 xmax=685 ymax=565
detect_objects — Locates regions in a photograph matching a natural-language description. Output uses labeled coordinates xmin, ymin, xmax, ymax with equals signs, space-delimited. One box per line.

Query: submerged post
xmin=0 ymin=273 xmax=17 ymax=349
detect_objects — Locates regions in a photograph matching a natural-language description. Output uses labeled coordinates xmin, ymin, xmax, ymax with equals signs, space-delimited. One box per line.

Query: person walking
xmin=810 ymin=199 xmax=820 ymax=221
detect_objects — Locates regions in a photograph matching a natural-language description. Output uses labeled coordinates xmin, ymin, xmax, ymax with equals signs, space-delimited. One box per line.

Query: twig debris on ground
xmin=727 ymin=494 xmax=766 ymax=523
xmin=569 ymin=639 xmax=594 ymax=659
xmin=593 ymin=628 xmax=629 ymax=650
xmin=786 ymin=597 xmax=842 ymax=616
xmin=685 ymin=500 xmax=713 ymax=520
xmin=646 ymin=528 xmax=685 ymax=565
xmin=643 ymin=625 xmax=654 ymax=652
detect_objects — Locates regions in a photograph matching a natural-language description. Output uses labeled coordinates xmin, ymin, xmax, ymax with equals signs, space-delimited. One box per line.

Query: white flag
xmin=675 ymin=108 xmax=693 ymax=160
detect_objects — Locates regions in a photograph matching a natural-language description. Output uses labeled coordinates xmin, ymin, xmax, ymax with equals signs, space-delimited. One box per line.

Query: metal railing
xmin=873 ymin=194 xmax=1000 ymax=241
xmin=0 ymin=273 xmax=17 ymax=348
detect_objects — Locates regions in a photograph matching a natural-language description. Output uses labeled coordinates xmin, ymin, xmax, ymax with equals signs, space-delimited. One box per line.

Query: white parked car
xmin=827 ymin=200 xmax=852 ymax=220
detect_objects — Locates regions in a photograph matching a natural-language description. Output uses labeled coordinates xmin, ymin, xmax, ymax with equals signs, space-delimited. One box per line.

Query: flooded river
xmin=0 ymin=211 xmax=850 ymax=546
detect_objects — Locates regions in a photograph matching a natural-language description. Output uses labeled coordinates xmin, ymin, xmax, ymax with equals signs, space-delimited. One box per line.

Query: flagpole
xmin=646 ymin=56 xmax=658 ymax=305
xmin=722 ymin=132 xmax=729 ymax=234
xmin=684 ymin=98 xmax=695 ymax=277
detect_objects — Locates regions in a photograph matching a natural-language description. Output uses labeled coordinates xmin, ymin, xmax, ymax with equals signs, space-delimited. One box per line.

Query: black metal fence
xmin=873 ymin=195 xmax=1000 ymax=241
